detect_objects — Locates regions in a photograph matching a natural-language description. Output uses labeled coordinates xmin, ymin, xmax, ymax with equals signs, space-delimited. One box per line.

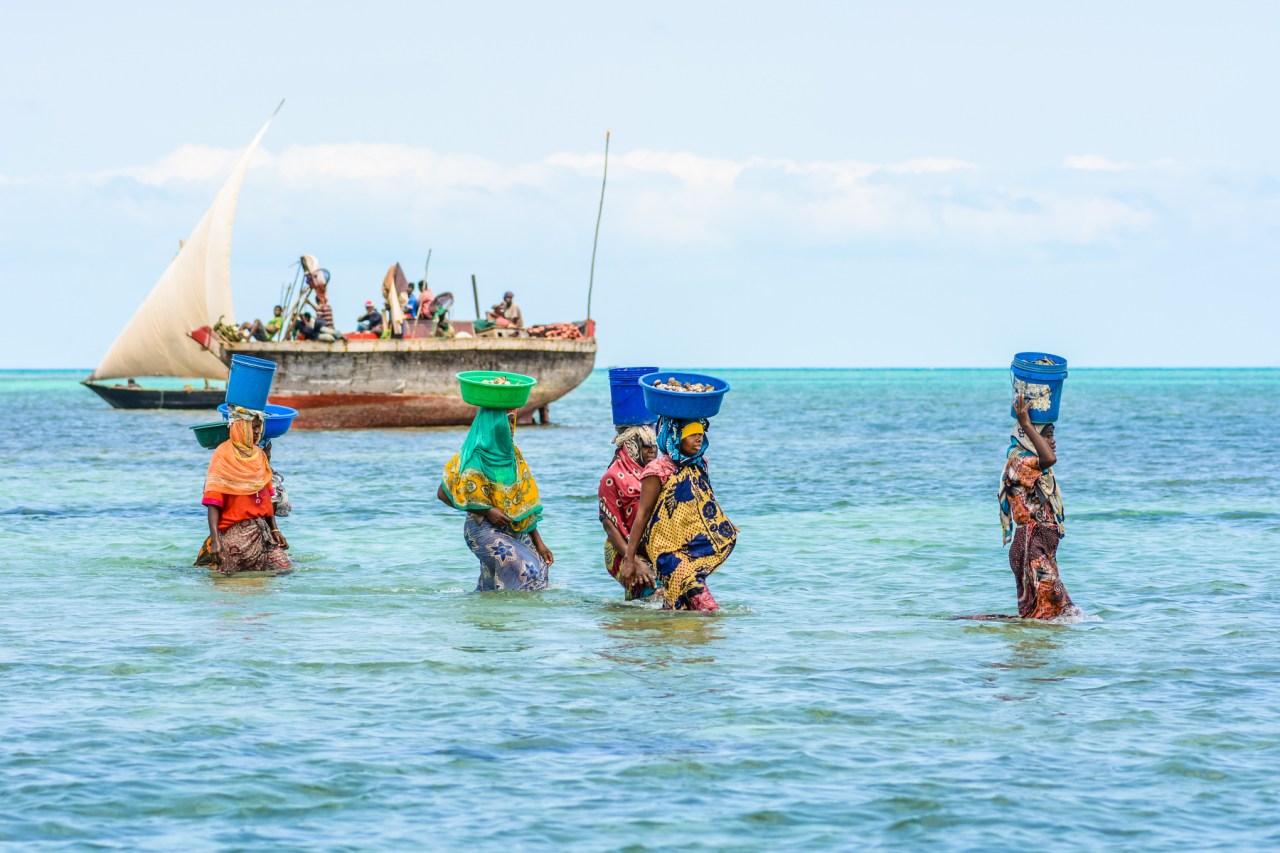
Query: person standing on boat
xmin=195 ymin=413 xmax=291 ymax=576
xmin=416 ymin=281 xmax=435 ymax=319
xmin=620 ymin=417 xmax=737 ymax=611
xmin=997 ymin=393 xmax=1081 ymax=620
xmin=599 ymin=425 xmax=660 ymax=601
xmin=436 ymin=409 xmax=554 ymax=590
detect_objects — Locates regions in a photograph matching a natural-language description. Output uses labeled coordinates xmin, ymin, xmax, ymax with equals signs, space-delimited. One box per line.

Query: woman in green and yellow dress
xmin=437 ymin=408 xmax=554 ymax=590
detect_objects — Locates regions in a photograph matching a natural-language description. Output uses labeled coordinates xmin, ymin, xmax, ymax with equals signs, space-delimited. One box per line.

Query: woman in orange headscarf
xmin=195 ymin=414 xmax=291 ymax=575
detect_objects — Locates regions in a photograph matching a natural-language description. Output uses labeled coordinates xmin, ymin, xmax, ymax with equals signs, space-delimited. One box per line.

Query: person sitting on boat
xmin=436 ymin=409 xmax=554 ymax=591
xmin=264 ymin=305 xmax=285 ymax=340
xmin=357 ymin=301 xmax=384 ymax=335
xmin=406 ymin=287 xmax=419 ymax=318
xmin=292 ymin=311 xmax=320 ymax=341
xmin=486 ymin=291 xmax=523 ymax=328
xmin=620 ymin=417 xmax=737 ymax=611
xmin=194 ymin=412 xmax=291 ymax=576
xmin=312 ymin=298 xmax=344 ymax=343
xmin=238 ymin=306 xmax=281 ymax=342
xmin=599 ymin=425 xmax=660 ymax=601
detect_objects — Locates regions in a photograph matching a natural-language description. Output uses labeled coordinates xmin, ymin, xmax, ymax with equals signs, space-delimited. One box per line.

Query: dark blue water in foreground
xmin=1 ymin=369 xmax=1278 ymax=850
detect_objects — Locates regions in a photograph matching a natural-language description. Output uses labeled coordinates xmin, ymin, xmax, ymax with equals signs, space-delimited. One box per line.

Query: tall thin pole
xmin=409 ymin=249 xmax=432 ymax=335
xmin=471 ymin=274 xmax=480 ymax=319
xmin=586 ymin=131 xmax=610 ymax=320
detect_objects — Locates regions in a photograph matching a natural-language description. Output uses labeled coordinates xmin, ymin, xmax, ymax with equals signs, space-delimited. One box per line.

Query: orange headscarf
xmin=205 ymin=418 xmax=272 ymax=495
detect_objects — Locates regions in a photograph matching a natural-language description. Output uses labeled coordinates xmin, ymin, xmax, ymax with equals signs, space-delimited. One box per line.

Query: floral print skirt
xmin=463 ymin=514 xmax=548 ymax=591
xmin=1009 ymin=523 xmax=1079 ymax=620
xmin=195 ymin=518 xmax=292 ymax=576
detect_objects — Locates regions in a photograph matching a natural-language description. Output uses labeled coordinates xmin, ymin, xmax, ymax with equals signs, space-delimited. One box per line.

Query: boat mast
xmin=585 ymin=131 xmax=610 ymax=322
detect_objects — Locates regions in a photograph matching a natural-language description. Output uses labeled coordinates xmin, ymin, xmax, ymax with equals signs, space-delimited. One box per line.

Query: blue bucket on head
xmin=639 ymin=371 xmax=730 ymax=420
xmin=1010 ymin=352 xmax=1068 ymax=423
xmin=608 ymin=366 xmax=659 ymax=425
xmin=225 ymin=355 xmax=277 ymax=411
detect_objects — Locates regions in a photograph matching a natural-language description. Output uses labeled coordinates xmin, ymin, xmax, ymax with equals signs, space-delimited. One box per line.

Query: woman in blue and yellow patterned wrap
xmin=619 ymin=415 xmax=737 ymax=611
xmin=436 ymin=408 xmax=554 ymax=590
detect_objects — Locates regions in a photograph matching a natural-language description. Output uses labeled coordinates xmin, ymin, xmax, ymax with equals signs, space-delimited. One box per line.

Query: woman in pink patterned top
xmin=598 ymin=425 xmax=659 ymax=600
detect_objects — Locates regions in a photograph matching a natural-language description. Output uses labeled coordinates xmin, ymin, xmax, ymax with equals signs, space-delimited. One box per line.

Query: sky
xmin=1 ymin=1 xmax=1278 ymax=369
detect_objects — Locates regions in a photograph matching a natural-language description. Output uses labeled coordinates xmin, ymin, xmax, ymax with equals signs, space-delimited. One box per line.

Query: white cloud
xmin=112 ymin=144 xmax=245 ymax=185
xmin=33 ymin=143 xmax=1157 ymax=246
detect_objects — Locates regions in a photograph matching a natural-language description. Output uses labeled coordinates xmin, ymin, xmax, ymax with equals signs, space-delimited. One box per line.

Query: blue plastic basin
xmin=218 ymin=403 xmax=299 ymax=443
xmin=1010 ymin=352 xmax=1068 ymax=423
xmin=639 ymin=372 xmax=730 ymax=420
xmin=608 ymin=366 xmax=659 ymax=425
xmin=224 ymin=354 xmax=277 ymax=411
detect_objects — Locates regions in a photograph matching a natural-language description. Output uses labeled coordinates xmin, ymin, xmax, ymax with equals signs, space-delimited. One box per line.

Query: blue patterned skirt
xmin=463 ymin=514 xmax=549 ymax=591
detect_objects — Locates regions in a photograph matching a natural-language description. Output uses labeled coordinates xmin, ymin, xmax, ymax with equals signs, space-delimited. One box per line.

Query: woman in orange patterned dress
xmin=195 ymin=415 xmax=291 ymax=576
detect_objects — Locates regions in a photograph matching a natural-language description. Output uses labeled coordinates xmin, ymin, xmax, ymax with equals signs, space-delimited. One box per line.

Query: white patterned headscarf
xmin=613 ymin=425 xmax=657 ymax=466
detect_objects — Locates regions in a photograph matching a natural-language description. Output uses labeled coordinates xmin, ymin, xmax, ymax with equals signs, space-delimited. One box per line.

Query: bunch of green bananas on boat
xmin=213 ymin=316 xmax=244 ymax=343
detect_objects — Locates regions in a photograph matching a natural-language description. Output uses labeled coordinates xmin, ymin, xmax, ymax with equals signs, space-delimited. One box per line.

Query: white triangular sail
xmin=90 ymin=111 xmax=277 ymax=381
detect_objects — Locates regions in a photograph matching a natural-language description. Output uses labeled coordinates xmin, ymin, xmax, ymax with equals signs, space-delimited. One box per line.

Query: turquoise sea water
xmin=2 ymin=368 xmax=1278 ymax=850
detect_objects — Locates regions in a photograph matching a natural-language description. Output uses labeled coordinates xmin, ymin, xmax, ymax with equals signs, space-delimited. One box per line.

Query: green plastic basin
xmin=457 ymin=371 xmax=537 ymax=409
xmin=190 ymin=421 xmax=231 ymax=449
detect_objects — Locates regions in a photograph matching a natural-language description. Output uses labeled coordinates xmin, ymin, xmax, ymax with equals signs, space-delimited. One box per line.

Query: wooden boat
xmin=85 ymin=105 xmax=600 ymax=427
xmin=82 ymin=109 xmax=279 ymax=409
xmin=219 ymin=328 xmax=597 ymax=428
xmin=83 ymin=382 xmax=226 ymax=410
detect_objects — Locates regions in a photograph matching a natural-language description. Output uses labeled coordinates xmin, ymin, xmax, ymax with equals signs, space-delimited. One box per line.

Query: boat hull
xmin=222 ymin=337 xmax=597 ymax=428
xmin=83 ymin=381 xmax=224 ymax=410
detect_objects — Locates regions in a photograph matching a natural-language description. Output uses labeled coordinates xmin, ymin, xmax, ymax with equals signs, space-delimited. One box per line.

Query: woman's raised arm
xmin=1014 ymin=393 xmax=1056 ymax=469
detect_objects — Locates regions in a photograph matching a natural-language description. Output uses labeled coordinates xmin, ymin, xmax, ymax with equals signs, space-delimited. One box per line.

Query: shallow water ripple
xmin=1 ymin=369 xmax=1278 ymax=850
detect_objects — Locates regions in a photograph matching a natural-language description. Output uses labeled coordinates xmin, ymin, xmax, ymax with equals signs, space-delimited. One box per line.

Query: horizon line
xmin=3 ymin=365 xmax=1279 ymax=374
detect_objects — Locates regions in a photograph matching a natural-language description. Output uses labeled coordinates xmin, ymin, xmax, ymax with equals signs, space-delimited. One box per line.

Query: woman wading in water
xmin=620 ymin=417 xmax=736 ymax=611
xmin=196 ymin=413 xmax=291 ymax=576
xmin=598 ymin=425 xmax=659 ymax=600
xmin=994 ymin=393 xmax=1081 ymax=620
xmin=437 ymin=408 xmax=554 ymax=590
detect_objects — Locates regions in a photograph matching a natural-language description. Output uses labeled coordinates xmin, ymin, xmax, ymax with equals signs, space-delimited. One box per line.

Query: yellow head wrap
xmin=680 ymin=421 xmax=705 ymax=440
